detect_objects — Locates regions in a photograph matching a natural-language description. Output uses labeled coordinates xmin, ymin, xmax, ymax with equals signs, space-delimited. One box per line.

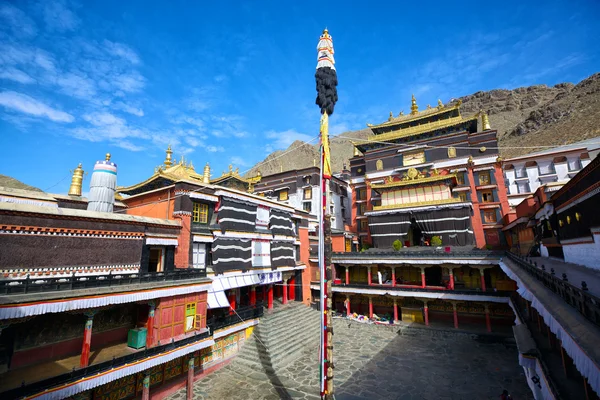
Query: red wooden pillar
xmin=228 ymin=290 xmax=236 ymax=315
xmin=141 ymin=374 xmax=150 ymax=400
xmin=368 ymin=296 xmax=373 ymax=319
xmin=485 ymin=304 xmax=492 ymax=333
xmin=186 ymin=358 xmax=194 ymax=400
xmin=421 ymin=268 xmax=426 ymax=288
xmin=452 ymin=303 xmax=459 ymax=329
xmin=80 ymin=312 xmax=95 ymax=368
xmin=249 ymin=286 xmax=256 ymax=306
xmin=289 ymin=277 xmax=295 ymax=301
xmin=480 ymin=268 xmax=486 ymax=291
xmin=345 ymin=296 xmax=351 ymax=316
xmin=423 ymin=301 xmax=429 ymax=326
xmin=282 ymin=280 xmax=288 ymax=305
xmin=267 ymin=284 xmax=273 ymax=310
xmin=393 ymin=298 xmax=398 ymax=323
xmin=449 ymin=268 xmax=455 ymax=290
xmin=345 ymin=267 xmax=350 ymax=285
xmin=367 ymin=267 xmax=372 ymax=286
xmin=391 ymin=267 xmax=396 ymax=287
xmin=146 ymin=302 xmax=155 ymax=348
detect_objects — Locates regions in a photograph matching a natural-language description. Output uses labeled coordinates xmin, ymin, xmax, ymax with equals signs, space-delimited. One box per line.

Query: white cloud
xmin=0 ymin=67 xmax=35 ymax=84
xmin=230 ymin=156 xmax=250 ymax=167
xmin=265 ymin=129 xmax=313 ymax=150
xmin=0 ymin=91 xmax=74 ymax=122
xmin=113 ymin=72 xmax=145 ymax=93
xmin=104 ymin=40 xmax=140 ymax=64
xmin=0 ymin=3 xmax=37 ymax=37
xmin=205 ymin=145 xmax=224 ymax=152
xmin=55 ymin=72 xmax=97 ymax=99
xmin=43 ymin=0 xmax=80 ymax=32
xmin=113 ymin=101 xmax=144 ymax=117
xmin=83 ymin=112 xmax=125 ymax=127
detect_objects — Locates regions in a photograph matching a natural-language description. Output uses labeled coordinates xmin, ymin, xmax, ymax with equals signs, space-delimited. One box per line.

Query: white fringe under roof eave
xmin=213 ymin=190 xmax=295 ymax=212
xmin=365 ymin=202 xmax=472 ymax=216
xmin=314 ymin=285 xmax=509 ymax=303
xmin=499 ymin=261 xmax=600 ymax=395
xmin=0 ymin=283 xmax=210 ymax=320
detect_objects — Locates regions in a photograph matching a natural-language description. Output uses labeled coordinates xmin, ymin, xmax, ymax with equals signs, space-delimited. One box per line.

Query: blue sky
xmin=0 ymin=0 xmax=598 ymax=193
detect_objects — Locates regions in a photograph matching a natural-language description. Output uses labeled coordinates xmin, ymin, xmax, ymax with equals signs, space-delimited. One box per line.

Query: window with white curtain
xmin=252 ymin=240 xmax=271 ymax=267
xmin=192 ymin=243 xmax=206 ymax=269
xmin=567 ymin=158 xmax=581 ymax=171
xmin=538 ymin=161 xmax=555 ymax=175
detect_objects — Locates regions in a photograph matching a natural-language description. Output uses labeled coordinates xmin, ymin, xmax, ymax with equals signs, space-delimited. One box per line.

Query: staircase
xmin=235 ymin=301 xmax=321 ymax=371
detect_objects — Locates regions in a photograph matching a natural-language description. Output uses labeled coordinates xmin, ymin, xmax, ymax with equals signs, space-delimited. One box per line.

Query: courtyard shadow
xmin=253 ymin=324 xmax=293 ymax=400
xmin=330 ymin=321 xmax=532 ymax=400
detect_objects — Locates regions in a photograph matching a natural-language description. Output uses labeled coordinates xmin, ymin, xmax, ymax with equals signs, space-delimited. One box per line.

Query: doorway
xmin=425 ymin=266 xmax=442 ymax=286
xmin=148 ymin=248 xmax=164 ymax=273
xmin=408 ymin=219 xmax=422 ymax=247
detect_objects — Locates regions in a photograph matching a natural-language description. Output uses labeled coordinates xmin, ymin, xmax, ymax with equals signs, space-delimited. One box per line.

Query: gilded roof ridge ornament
xmin=164 ymin=145 xmax=173 ymax=167
xmin=105 ymin=153 xmax=111 ymax=161
xmin=437 ymin=99 xmax=444 ymax=109
xmin=410 ymin=94 xmax=418 ymax=115
xmin=399 ymin=110 xmax=404 ymax=116
xmin=388 ymin=111 xmax=394 ymax=121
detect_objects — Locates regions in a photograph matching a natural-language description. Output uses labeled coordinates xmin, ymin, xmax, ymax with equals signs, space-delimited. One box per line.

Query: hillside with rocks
xmin=248 ymin=73 xmax=600 ymax=176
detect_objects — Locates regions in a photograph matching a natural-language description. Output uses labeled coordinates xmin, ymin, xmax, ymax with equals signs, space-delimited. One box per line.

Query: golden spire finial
xmin=437 ymin=99 xmax=444 ymax=109
xmin=188 ymin=160 xmax=195 ymax=170
xmin=228 ymin=164 xmax=233 ymax=173
xmin=388 ymin=111 xmax=394 ymax=121
xmin=68 ymin=163 xmax=85 ymax=196
xmin=203 ymin=162 xmax=210 ymax=183
xmin=105 ymin=153 xmax=111 ymax=161
xmin=399 ymin=110 xmax=404 ymax=116
xmin=410 ymin=94 xmax=418 ymax=115
xmin=164 ymin=145 xmax=173 ymax=167
xmin=480 ymin=110 xmax=491 ymax=130
xmin=323 ymin=27 xmax=329 ymax=36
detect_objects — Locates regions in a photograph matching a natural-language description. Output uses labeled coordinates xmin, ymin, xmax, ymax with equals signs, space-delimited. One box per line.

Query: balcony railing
xmin=333 ymin=282 xmax=511 ymax=297
xmin=505 ymin=252 xmax=600 ymax=328
xmin=0 ymin=268 xmax=208 ymax=296
xmin=1 ymin=304 xmax=264 ymax=399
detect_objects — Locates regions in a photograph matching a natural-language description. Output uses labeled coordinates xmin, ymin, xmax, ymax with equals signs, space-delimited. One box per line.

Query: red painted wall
xmin=153 ymin=292 xmax=208 ymax=346
xmin=174 ymin=214 xmax=191 ymax=268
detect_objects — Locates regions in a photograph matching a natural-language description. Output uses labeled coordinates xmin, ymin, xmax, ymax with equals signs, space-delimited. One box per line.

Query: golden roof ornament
xmin=388 ymin=111 xmax=394 ymax=121
xmin=203 ymin=163 xmax=210 ymax=183
xmin=398 ymin=110 xmax=404 ymax=116
xmin=105 ymin=153 xmax=111 ymax=161
xmin=481 ymin=111 xmax=491 ymax=130
xmin=427 ymin=104 xmax=432 ymax=110
xmin=410 ymin=94 xmax=418 ymax=115
xmin=437 ymin=99 xmax=444 ymax=109
xmin=68 ymin=163 xmax=85 ymax=196
xmin=164 ymin=145 xmax=173 ymax=167
xmin=188 ymin=160 xmax=195 ymax=171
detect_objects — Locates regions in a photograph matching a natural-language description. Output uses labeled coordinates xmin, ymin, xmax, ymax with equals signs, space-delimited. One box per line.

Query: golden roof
xmin=210 ymin=164 xmax=261 ymax=185
xmin=371 ymin=171 xmax=457 ymax=190
xmin=118 ymin=159 xmax=206 ymax=194
xmin=367 ymin=115 xmax=478 ymax=143
xmin=368 ymin=98 xmax=461 ymax=129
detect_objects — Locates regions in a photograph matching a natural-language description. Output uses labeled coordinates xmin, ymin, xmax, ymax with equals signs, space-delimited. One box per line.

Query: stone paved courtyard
xmin=168 ymin=320 xmax=532 ymax=400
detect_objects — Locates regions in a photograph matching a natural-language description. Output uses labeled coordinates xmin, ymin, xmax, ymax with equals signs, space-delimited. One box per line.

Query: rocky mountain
xmin=248 ymin=73 xmax=600 ymax=176
xmin=0 ymin=174 xmax=42 ymax=192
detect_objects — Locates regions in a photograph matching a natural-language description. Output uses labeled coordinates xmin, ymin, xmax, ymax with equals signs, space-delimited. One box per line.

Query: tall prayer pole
xmin=315 ymin=28 xmax=338 ymax=400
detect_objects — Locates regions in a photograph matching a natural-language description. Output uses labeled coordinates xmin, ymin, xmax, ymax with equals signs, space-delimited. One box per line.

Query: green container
xmin=127 ymin=328 xmax=147 ymax=349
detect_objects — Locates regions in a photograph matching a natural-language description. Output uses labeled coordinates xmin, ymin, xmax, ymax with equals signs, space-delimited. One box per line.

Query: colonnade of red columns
xmin=341 ymin=266 xmax=489 ymax=291
xmin=341 ymin=296 xmax=493 ymax=332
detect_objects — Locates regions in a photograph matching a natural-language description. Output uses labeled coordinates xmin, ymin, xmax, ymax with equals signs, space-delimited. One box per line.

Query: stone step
xmin=239 ymin=327 xmax=320 ymax=360
xmin=237 ymin=330 xmax=319 ymax=368
xmin=258 ymin=314 xmax=320 ymax=339
xmin=260 ymin=305 xmax=315 ymax=324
